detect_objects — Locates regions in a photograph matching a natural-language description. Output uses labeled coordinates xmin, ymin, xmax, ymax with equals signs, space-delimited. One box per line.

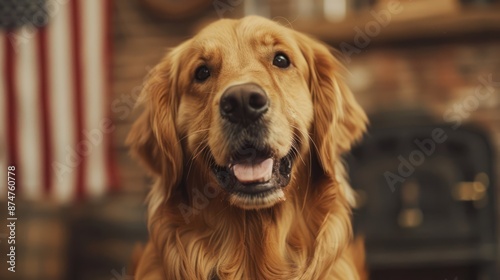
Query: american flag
xmin=0 ymin=0 xmax=118 ymax=202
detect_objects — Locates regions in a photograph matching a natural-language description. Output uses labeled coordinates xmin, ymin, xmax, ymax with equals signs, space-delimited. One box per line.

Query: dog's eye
xmin=194 ymin=65 xmax=210 ymax=82
xmin=273 ymin=53 xmax=290 ymax=68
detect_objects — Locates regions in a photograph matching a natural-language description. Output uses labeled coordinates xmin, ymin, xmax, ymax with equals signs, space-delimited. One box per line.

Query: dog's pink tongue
xmin=233 ymin=158 xmax=273 ymax=183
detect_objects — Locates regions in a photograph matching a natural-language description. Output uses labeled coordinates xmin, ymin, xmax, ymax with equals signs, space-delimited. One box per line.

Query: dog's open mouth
xmin=211 ymin=145 xmax=294 ymax=209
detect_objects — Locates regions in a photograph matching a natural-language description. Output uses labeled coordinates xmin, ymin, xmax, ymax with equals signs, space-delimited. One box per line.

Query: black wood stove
xmin=348 ymin=111 xmax=498 ymax=280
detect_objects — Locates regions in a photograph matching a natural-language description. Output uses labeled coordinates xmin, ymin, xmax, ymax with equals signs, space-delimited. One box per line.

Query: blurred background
xmin=0 ymin=0 xmax=499 ymax=279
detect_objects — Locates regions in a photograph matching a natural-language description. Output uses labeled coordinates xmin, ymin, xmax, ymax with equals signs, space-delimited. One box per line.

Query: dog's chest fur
xmin=150 ymin=176 xmax=355 ymax=280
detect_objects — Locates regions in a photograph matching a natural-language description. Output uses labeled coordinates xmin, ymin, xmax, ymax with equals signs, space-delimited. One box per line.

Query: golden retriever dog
xmin=127 ymin=16 xmax=368 ymax=280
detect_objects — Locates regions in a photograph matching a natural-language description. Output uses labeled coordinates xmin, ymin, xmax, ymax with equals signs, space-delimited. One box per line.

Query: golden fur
xmin=127 ymin=16 xmax=368 ymax=280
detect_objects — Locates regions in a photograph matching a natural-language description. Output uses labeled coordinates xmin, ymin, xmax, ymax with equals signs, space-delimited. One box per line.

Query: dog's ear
xmin=126 ymin=106 xmax=164 ymax=175
xmin=296 ymin=33 xmax=367 ymax=177
xmin=126 ymin=46 xmax=185 ymax=200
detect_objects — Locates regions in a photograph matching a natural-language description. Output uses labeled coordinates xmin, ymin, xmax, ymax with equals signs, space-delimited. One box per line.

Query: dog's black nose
xmin=220 ymin=83 xmax=268 ymax=124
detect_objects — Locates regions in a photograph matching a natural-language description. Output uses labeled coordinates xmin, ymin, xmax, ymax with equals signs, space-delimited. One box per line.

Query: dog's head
xmin=127 ymin=16 xmax=366 ymax=210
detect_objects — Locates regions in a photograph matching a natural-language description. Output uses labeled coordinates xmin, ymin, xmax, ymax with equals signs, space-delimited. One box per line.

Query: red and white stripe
xmin=0 ymin=31 xmax=7 ymax=200
xmin=0 ymin=0 xmax=117 ymax=203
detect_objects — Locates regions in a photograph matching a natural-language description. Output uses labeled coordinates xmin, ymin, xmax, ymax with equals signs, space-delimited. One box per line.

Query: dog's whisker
xmin=289 ymin=131 xmax=306 ymax=166
xmin=179 ymin=130 xmax=210 ymax=180
xmin=288 ymin=124 xmax=317 ymax=158
xmin=288 ymin=124 xmax=314 ymax=212
xmin=177 ymin=128 xmax=211 ymax=144
xmin=186 ymin=138 xmax=209 ymax=180
xmin=289 ymin=136 xmax=311 ymax=214
xmin=191 ymin=143 xmax=209 ymax=161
